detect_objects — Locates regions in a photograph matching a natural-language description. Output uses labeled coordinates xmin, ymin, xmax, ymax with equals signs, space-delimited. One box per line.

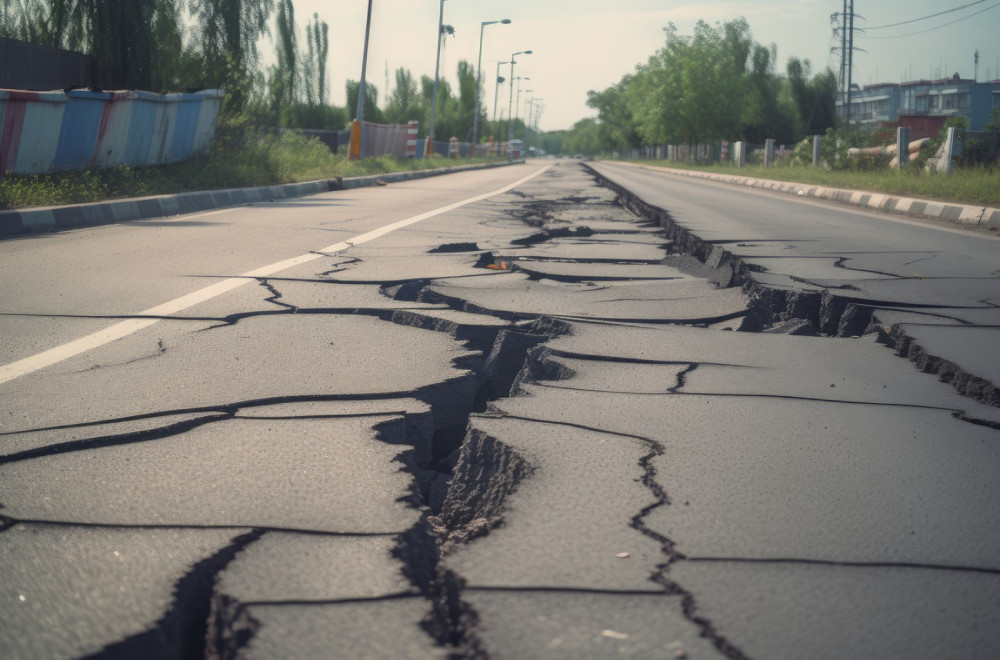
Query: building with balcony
xmin=837 ymin=75 xmax=1000 ymax=133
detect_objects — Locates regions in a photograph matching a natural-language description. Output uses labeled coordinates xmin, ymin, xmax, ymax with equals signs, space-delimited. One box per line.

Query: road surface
xmin=1 ymin=160 xmax=998 ymax=659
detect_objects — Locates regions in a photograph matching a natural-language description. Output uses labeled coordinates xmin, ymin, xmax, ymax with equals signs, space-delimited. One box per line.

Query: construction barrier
xmin=0 ymin=88 xmax=224 ymax=174
xmin=361 ymin=121 xmax=412 ymax=159
xmin=405 ymin=120 xmax=418 ymax=158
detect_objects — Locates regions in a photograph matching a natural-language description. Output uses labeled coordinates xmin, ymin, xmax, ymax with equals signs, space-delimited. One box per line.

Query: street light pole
xmin=515 ymin=79 xmax=530 ymax=124
xmin=427 ymin=0 xmax=447 ymax=157
xmin=528 ymin=97 xmax=543 ymax=132
xmin=513 ymin=77 xmax=530 ymax=139
xmin=472 ymin=19 xmax=510 ymax=151
xmin=493 ymin=61 xmax=509 ymax=123
xmin=350 ymin=0 xmax=374 ymax=160
xmin=507 ymin=50 xmax=532 ymax=141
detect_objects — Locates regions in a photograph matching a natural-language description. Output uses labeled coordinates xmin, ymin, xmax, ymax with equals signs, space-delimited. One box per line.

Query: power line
xmin=860 ymin=1 xmax=1000 ymax=39
xmin=865 ymin=0 xmax=989 ymax=29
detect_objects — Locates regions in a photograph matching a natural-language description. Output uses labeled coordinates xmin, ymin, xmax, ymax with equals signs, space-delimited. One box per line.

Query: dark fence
xmin=300 ymin=129 xmax=350 ymax=154
xmin=0 ymin=38 xmax=95 ymax=90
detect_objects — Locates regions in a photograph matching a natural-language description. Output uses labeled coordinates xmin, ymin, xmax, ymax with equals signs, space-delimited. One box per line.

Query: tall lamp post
xmin=493 ymin=61 xmax=510 ymax=123
xmin=514 ymin=76 xmax=531 ymax=126
xmin=427 ymin=0 xmax=451 ymax=157
xmin=350 ymin=0 xmax=374 ymax=160
xmin=527 ymin=97 xmax=543 ymax=132
xmin=507 ymin=50 xmax=532 ymax=141
xmin=472 ymin=18 xmax=510 ymax=151
xmin=514 ymin=78 xmax=530 ymax=130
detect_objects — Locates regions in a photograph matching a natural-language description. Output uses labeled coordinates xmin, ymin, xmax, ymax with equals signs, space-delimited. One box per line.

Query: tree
xmin=563 ymin=118 xmax=601 ymax=155
xmin=150 ymin=0 xmax=201 ymax=91
xmin=346 ymin=80 xmax=383 ymax=123
xmin=188 ymin=0 xmax=275 ymax=113
xmin=455 ymin=60 xmax=477 ymax=140
xmin=384 ymin=68 xmax=422 ymax=124
xmin=0 ymin=0 xmax=55 ymax=45
xmin=303 ymin=12 xmax=328 ymax=107
xmin=19 ymin=0 xmax=157 ymax=89
xmin=267 ymin=0 xmax=296 ymax=125
xmin=617 ymin=17 xmax=811 ymax=151
xmin=586 ymin=76 xmax=641 ymax=150
xmin=787 ymin=57 xmax=837 ymax=136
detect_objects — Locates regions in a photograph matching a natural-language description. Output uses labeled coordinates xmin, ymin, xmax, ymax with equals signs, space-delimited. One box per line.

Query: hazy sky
xmin=277 ymin=0 xmax=1000 ymax=131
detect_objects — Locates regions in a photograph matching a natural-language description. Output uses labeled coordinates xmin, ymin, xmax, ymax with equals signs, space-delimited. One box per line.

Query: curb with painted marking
xmin=0 ymin=160 xmax=514 ymax=238
xmin=613 ymin=161 xmax=1000 ymax=230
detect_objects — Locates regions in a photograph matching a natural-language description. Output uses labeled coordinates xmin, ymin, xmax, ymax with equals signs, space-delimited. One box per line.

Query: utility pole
xmin=847 ymin=0 xmax=855 ymax=125
xmin=831 ymin=0 xmax=862 ymax=126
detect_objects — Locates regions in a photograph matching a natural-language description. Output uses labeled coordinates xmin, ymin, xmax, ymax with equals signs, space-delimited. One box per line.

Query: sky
xmin=275 ymin=0 xmax=1000 ymax=131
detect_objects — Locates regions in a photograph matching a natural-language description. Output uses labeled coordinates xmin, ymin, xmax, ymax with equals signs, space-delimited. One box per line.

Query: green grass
xmin=0 ymin=128 xmax=487 ymax=211
xmin=630 ymin=160 xmax=1000 ymax=207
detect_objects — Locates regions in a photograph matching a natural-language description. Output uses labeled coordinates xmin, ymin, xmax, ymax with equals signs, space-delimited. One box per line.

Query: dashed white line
xmin=0 ymin=164 xmax=552 ymax=385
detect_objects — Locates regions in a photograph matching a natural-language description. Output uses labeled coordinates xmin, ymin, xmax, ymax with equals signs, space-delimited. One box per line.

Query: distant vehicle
xmin=507 ymin=139 xmax=523 ymax=160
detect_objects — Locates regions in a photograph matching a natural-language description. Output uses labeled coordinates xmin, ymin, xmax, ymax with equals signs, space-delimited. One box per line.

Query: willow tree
xmin=188 ymin=0 xmax=274 ymax=112
xmin=267 ymin=0 xmax=296 ymax=124
xmin=8 ymin=0 xmax=156 ymax=88
xmin=0 ymin=0 xmax=58 ymax=45
xmin=303 ymin=12 xmax=328 ymax=107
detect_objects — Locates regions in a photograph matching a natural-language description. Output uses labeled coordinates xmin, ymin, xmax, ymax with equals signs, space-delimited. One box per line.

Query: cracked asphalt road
xmin=1 ymin=161 xmax=999 ymax=659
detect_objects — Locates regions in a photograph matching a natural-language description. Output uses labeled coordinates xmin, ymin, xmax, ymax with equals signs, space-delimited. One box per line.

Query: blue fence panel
xmin=153 ymin=94 xmax=180 ymax=164
xmin=1 ymin=89 xmax=68 ymax=174
xmin=124 ymin=91 xmax=162 ymax=166
xmin=192 ymin=89 xmax=224 ymax=153
xmin=169 ymin=93 xmax=203 ymax=162
xmin=54 ymin=90 xmax=107 ymax=169
xmin=3 ymin=87 xmax=220 ymax=173
xmin=94 ymin=91 xmax=134 ymax=168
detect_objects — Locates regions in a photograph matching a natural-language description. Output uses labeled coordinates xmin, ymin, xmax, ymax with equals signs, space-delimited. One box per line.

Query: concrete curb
xmin=616 ymin=161 xmax=1000 ymax=230
xmin=0 ymin=160 xmax=514 ymax=238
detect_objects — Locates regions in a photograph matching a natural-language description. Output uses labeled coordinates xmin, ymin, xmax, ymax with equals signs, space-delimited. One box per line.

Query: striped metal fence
xmin=0 ymin=88 xmax=224 ymax=175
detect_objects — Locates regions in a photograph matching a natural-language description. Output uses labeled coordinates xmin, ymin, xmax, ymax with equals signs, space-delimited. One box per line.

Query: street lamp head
xmin=501 ymin=19 xmax=512 ymax=24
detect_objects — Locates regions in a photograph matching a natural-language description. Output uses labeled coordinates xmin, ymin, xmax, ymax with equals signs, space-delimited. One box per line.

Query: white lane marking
xmin=0 ymin=164 xmax=552 ymax=385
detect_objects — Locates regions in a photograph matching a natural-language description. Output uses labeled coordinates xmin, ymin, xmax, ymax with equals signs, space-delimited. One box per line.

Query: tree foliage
xmin=577 ymin=17 xmax=838 ymax=155
xmin=187 ymin=0 xmax=274 ymax=112
xmin=384 ymin=68 xmax=422 ymax=125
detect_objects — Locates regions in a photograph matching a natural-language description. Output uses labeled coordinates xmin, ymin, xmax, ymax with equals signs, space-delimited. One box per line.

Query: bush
xmin=959 ymin=113 xmax=1000 ymax=168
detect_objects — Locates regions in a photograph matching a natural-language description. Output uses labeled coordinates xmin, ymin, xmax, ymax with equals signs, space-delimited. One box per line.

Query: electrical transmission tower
xmin=831 ymin=0 xmax=864 ymax=125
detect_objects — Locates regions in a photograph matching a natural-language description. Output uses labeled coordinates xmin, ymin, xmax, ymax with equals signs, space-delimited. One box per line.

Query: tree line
xmin=551 ymin=18 xmax=838 ymax=155
xmin=0 ymin=0 xmax=534 ymax=144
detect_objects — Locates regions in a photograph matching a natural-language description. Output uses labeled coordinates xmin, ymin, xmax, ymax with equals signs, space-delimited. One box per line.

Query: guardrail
xmin=0 ymin=88 xmax=224 ymax=175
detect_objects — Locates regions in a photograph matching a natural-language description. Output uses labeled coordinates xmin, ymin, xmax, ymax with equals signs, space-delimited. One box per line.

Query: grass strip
xmin=630 ymin=160 xmax=1000 ymax=207
xmin=1 ymin=129 xmax=492 ymax=211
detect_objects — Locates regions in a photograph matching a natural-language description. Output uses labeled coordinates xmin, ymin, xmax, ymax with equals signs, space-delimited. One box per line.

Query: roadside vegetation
xmin=631 ymin=116 xmax=1000 ymax=207
xmin=0 ymin=0 xmax=526 ymax=211
xmin=0 ymin=123 xmax=463 ymax=210
xmin=1 ymin=0 xmax=529 ymax=152
xmin=636 ymin=159 xmax=1000 ymax=207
